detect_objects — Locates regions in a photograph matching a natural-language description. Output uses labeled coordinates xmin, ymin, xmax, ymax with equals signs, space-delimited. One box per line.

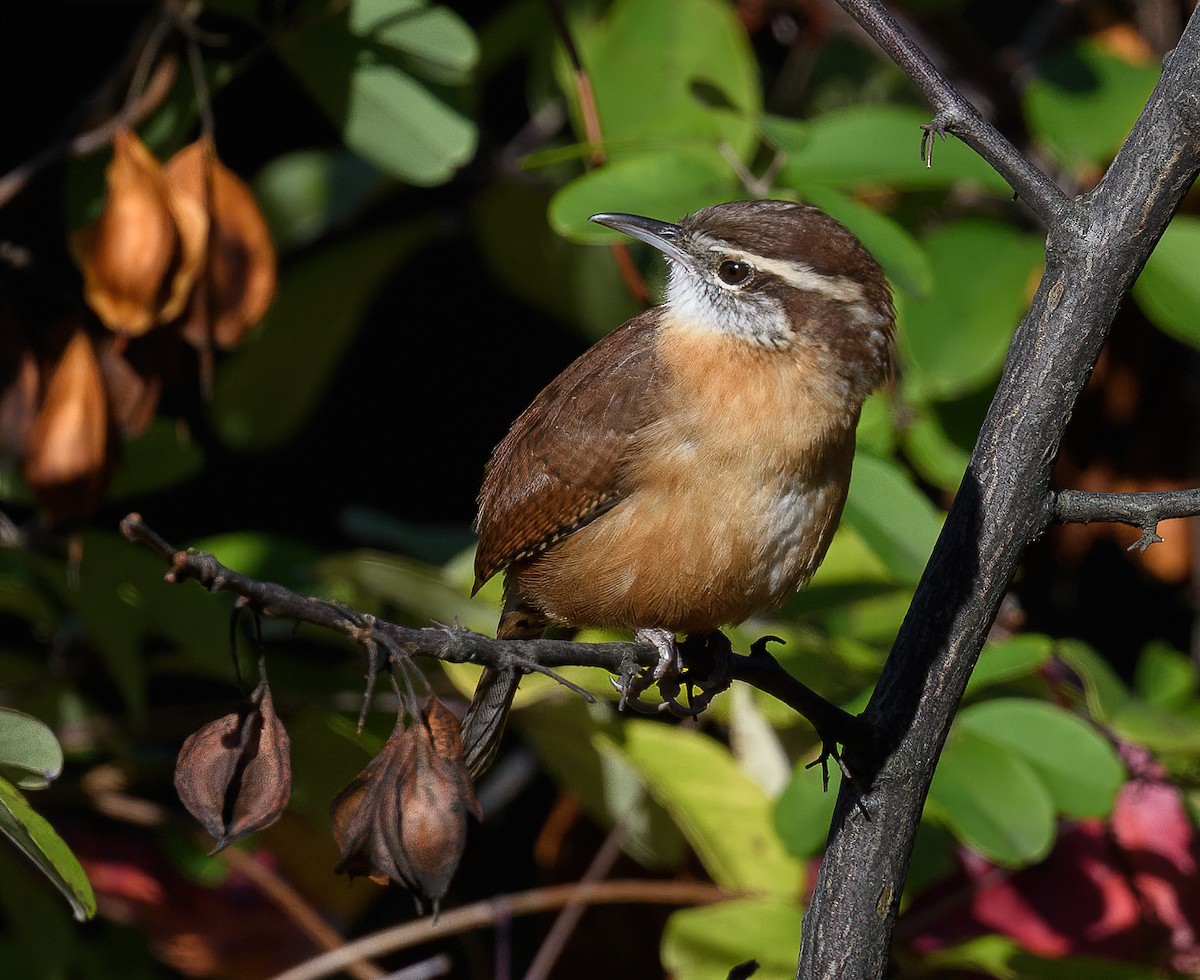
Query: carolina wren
xmin=462 ymin=200 xmax=895 ymax=778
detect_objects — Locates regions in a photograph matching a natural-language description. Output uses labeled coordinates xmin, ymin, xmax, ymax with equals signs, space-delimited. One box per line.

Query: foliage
xmin=0 ymin=0 xmax=1197 ymax=978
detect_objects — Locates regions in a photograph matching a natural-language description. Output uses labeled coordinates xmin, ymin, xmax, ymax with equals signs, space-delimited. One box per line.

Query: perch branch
xmin=1051 ymin=487 xmax=1200 ymax=552
xmin=119 ymin=514 xmax=872 ymax=753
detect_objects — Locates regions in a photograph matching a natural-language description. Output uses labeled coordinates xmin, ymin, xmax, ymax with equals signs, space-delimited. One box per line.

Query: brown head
xmin=591 ymin=200 xmax=896 ymax=403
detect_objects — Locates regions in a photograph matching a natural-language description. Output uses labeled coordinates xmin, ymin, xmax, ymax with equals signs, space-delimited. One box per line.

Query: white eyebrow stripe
xmin=710 ymin=247 xmax=867 ymax=304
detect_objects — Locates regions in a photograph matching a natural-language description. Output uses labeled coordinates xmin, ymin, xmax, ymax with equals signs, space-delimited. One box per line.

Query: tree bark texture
xmin=797 ymin=7 xmax=1200 ymax=978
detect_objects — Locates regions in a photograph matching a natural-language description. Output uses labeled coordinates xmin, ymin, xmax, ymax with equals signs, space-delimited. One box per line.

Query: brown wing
xmin=473 ymin=309 xmax=662 ymax=591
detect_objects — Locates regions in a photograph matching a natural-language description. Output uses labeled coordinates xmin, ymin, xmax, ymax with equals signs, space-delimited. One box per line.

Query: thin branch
xmin=1051 ymin=488 xmax=1200 ymax=552
xmin=268 ymin=879 xmax=729 ymax=980
xmin=832 ymin=0 xmax=1071 ymax=228
xmin=0 ymin=53 xmax=178 ymax=210
xmin=119 ymin=513 xmax=870 ymax=746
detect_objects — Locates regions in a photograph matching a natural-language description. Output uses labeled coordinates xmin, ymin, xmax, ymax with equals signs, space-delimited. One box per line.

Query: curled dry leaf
xmin=73 ymin=128 xmax=190 ymax=337
xmin=330 ymin=696 xmax=481 ymax=913
xmin=174 ymin=679 xmax=291 ymax=851
xmin=0 ymin=312 xmax=39 ymax=465
xmin=22 ymin=328 xmax=113 ymax=525
xmin=164 ymin=136 xmax=276 ymax=351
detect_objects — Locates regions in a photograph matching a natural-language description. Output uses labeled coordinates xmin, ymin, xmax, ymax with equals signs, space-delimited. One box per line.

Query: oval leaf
xmin=662 ymin=898 xmax=803 ymax=980
xmin=0 ymin=777 xmax=95 ymax=921
xmin=958 ymin=698 xmax=1125 ymax=818
xmin=900 ymin=219 xmax=1044 ymax=399
xmin=928 ymin=726 xmax=1056 ymax=866
xmin=612 ymin=720 xmax=803 ymax=897
xmin=1133 ymin=216 xmax=1200 ymax=349
xmin=0 ymin=709 xmax=63 ymax=790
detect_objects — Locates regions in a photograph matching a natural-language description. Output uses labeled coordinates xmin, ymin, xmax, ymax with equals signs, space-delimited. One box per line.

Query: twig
xmin=119 ymin=513 xmax=868 ymax=740
xmin=832 ymin=0 xmax=1070 ymax=228
xmin=1050 ymin=488 xmax=1200 ymax=552
xmin=523 ymin=817 xmax=631 ymax=980
xmin=268 ymin=879 xmax=729 ymax=980
xmin=81 ymin=773 xmax=386 ymax=980
xmin=0 ymin=54 xmax=178 ymax=210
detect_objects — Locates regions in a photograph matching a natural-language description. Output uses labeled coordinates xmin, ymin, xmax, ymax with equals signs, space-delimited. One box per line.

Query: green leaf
xmin=612 ymin=720 xmax=804 ymax=897
xmin=1109 ymin=699 xmax=1200 ymax=754
xmin=662 ymin=899 xmax=803 ymax=980
xmin=927 ymin=726 xmax=1055 ymax=865
xmin=925 ymin=933 xmax=1164 ymax=980
xmin=1024 ymin=40 xmax=1160 ymax=169
xmin=799 ymin=185 xmax=932 ymax=298
xmin=1133 ymin=640 xmax=1197 ymax=709
xmin=0 ymin=709 xmax=63 ymax=791
xmin=957 ymin=698 xmax=1125 ymax=818
xmin=278 ymin=15 xmax=476 ymax=185
xmin=899 ymin=220 xmax=1044 ymax=399
xmin=1133 ymin=216 xmax=1200 ymax=349
xmin=350 ymin=0 xmax=479 ymax=85
xmin=1056 ymin=639 xmax=1130 ymax=722
xmin=900 ymin=401 xmax=972 ymax=492
xmin=569 ymin=0 xmax=760 ymax=160
xmin=966 ymin=634 xmax=1054 ymax=697
xmin=106 ymin=417 xmax=205 ymax=501
xmin=211 ymin=220 xmax=437 ymax=450
xmin=764 ymin=106 xmax=1009 ymax=192
xmin=253 ymin=149 xmax=386 ymax=252
xmin=549 ymin=149 xmax=738 ymax=242
xmin=842 ymin=452 xmax=943 ymax=584
xmin=0 ymin=777 xmax=95 ymax=921
xmin=518 ymin=699 xmax=685 ymax=870
xmin=773 ymin=760 xmax=840 ymax=858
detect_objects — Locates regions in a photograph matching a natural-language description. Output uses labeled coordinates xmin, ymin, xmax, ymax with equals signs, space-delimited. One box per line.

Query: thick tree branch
xmin=798 ymin=4 xmax=1200 ymax=977
xmin=1051 ymin=487 xmax=1200 ymax=552
xmin=119 ymin=514 xmax=871 ymax=753
xmin=834 ymin=0 xmax=1071 ymax=227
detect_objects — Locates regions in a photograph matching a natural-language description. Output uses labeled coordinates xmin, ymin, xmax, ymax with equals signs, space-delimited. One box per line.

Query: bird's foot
xmin=612 ymin=629 xmax=734 ymax=718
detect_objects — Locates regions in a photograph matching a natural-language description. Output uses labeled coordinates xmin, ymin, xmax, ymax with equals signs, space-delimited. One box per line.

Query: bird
xmin=461 ymin=199 xmax=896 ymax=779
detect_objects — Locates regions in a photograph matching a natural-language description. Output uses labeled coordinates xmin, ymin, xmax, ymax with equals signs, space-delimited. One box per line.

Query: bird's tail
xmin=460 ymin=594 xmax=546 ymax=780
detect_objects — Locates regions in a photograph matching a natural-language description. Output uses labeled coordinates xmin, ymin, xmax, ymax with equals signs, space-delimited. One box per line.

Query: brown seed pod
xmin=330 ymin=697 xmax=480 ymax=913
xmin=174 ymin=679 xmax=292 ymax=850
xmin=22 ymin=328 xmax=114 ymax=525
xmin=73 ymin=129 xmax=188 ymax=337
xmin=164 ymin=137 xmax=276 ymax=351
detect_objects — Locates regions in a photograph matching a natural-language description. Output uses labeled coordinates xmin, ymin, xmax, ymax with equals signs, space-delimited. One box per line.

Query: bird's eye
xmin=717 ymin=259 xmax=752 ymax=286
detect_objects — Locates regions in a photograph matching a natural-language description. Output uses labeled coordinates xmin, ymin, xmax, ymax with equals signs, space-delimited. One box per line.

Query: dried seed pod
xmin=174 ymin=679 xmax=291 ymax=850
xmin=0 ymin=312 xmax=39 ymax=466
xmin=22 ymin=328 xmax=113 ymax=525
xmin=330 ymin=697 xmax=480 ymax=912
xmin=164 ymin=137 xmax=276 ymax=351
xmin=73 ymin=129 xmax=186 ymax=337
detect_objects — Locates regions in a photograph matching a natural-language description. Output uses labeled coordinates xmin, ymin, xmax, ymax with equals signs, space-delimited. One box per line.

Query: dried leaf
xmin=22 ymin=328 xmax=113 ymax=525
xmin=174 ymin=680 xmax=291 ymax=850
xmin=165 ymin=137 xmax=277 ymax=350
xmin=74 ymin=129 xmax=182 ymax=337
xmin=0 ymin=313 xmax=39 ymax=465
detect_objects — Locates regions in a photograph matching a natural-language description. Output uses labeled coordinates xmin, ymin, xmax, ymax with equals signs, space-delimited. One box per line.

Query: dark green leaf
xmin=1133 ymin=216 xmax=1200 ymax=349
xmin=350 ymin=0 xmax=479 ymax=85
xmin=106 ymin=418 xmax=205 ymax=501
xmin=0 ymin=709 xmax=62 ymax=791
xmin=900 ymin=401 xmax=972 ymax=492
xmin=662 ymin=899 xmax=803 ymax=980
xmin=278 ymin=17 xmax=475 ymax=185
xmin=0 ymin=777 xmax=95 ymax=921
xmin=957 ymin=698 xmax=1124 ymax=818
xmin=211 ymin=220 xmax=437 ymax=450
xmin=773 ymin=760 xmax=839 ymax=858
xmin=1024 ymin=40 xmax=1160 ymax=169
xmin=927 ymin=727 xmax=1055 ymax=865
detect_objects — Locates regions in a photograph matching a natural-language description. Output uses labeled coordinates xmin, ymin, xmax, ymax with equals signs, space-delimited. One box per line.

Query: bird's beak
xmin=589 ymin=212 xmax=689 ymax=265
